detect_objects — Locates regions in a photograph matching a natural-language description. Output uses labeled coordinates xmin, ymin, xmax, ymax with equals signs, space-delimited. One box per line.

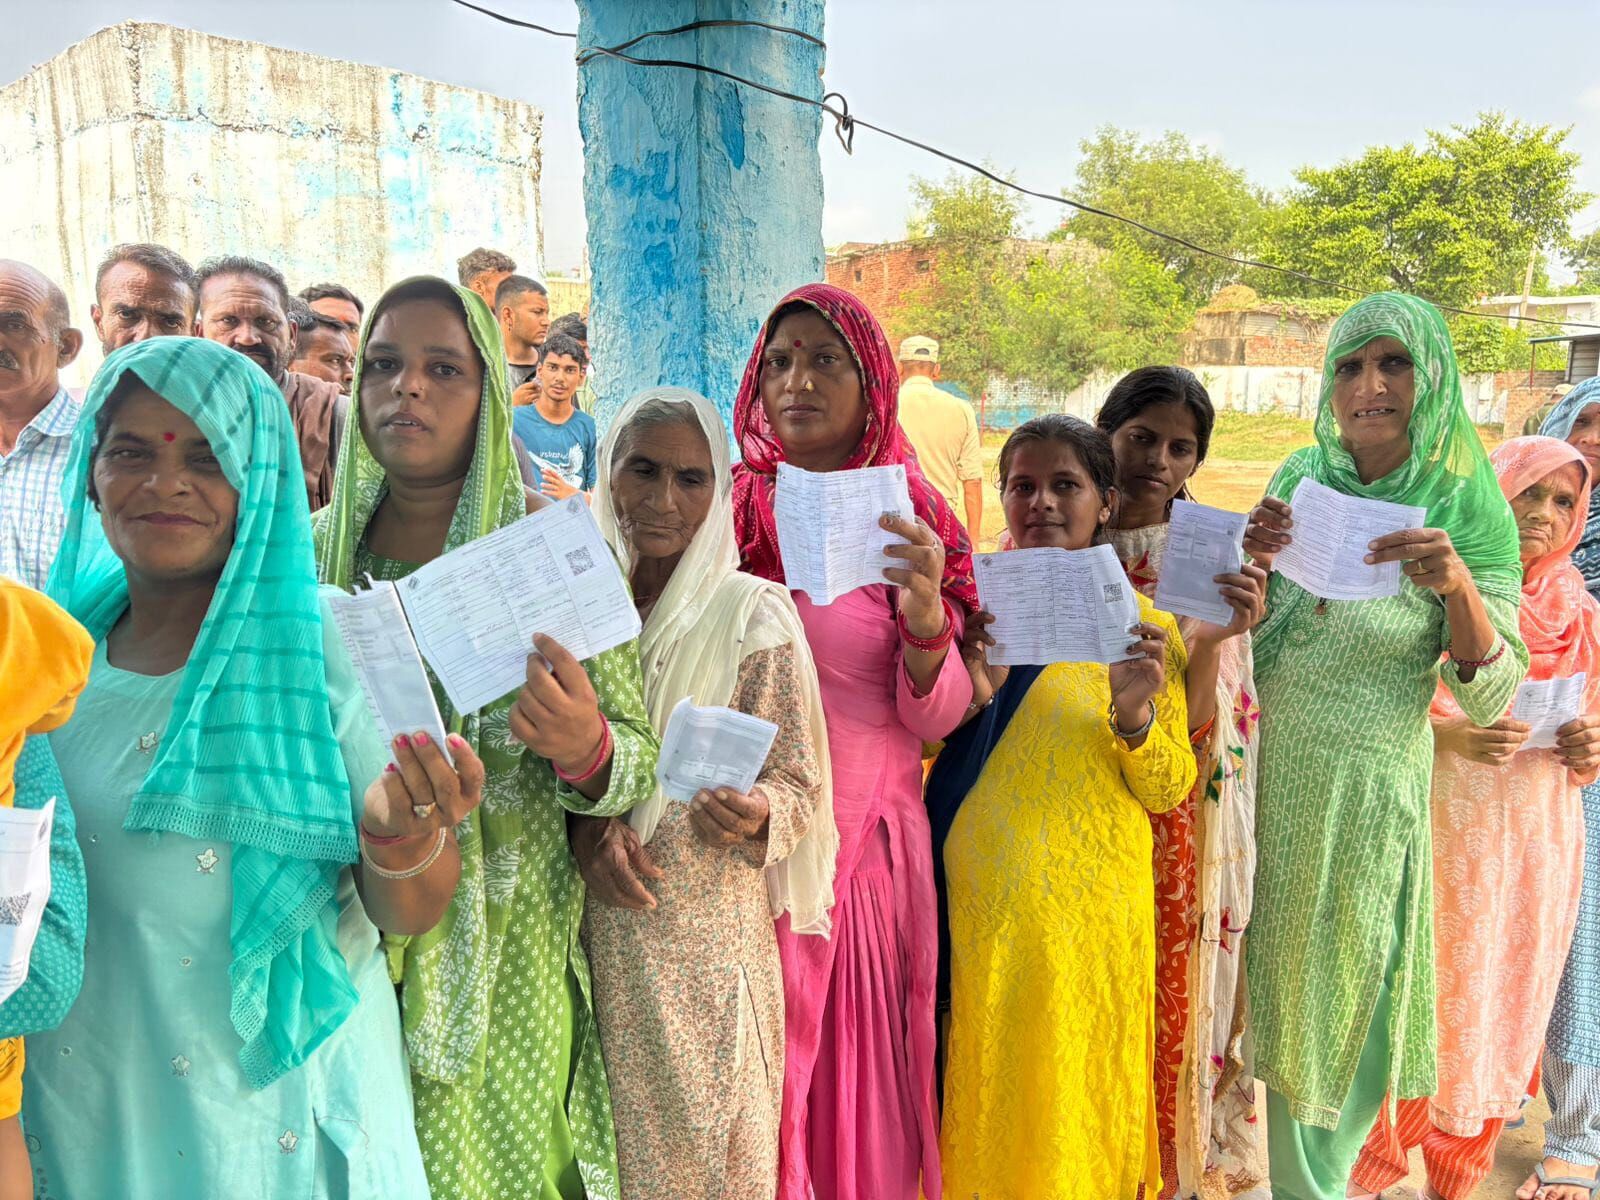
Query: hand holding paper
xmin=974 ymin=544 xmax=1142 ymax=666
xmin=510 ymin=634 xmax=608 ymax=777
xmin=775 ymin=463 xmax=916 ymax=604
xmin=1153 ymin=500 xmax=1250 ymax=627
xmin=1272 ymin=477 xmax=1427 ymax=601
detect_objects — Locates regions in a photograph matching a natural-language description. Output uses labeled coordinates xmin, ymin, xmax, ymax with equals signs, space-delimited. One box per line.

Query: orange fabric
xmin=0 ymin=578 xmax=93 ymax=809
xmin=0 ymin=1040 xmax=22 ymax=1121
xmin=1151 ymin=793 xmax=1197 ymax=1199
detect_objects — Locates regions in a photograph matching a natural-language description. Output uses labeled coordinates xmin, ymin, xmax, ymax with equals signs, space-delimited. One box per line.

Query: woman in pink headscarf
xmin=1350 ymin=436 xmax=1600 ymax=1200
xmin=731 ymin=284 xmax=977 ymax=1200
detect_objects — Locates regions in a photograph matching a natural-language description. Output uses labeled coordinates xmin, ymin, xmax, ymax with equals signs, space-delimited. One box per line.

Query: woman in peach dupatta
xmin=1351 ymin=435 xmax=1600 ymax=1200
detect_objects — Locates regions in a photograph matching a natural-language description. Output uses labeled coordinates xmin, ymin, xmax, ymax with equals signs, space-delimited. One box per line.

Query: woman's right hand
xmin=1244 ymin=497 xmax=1294 ymax=569
xmin=571 ymin=815 xmax=663 ymax=911
xmin=1433 ymin=714 xmax=1531 ymax=765
xmin=959 ymin=609 xmax=1010 ymax=711
xmin=362 ymin=731 xmax=485 ymax=842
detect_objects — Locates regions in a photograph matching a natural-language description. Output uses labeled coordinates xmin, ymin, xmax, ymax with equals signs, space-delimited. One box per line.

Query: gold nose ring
xmin=803 ymin=379 xmax=815 ymax=392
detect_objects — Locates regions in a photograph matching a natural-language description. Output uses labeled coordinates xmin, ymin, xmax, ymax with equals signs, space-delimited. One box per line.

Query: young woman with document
xmin=1098 ymin=366 xmax=1269 ymax=1198
xmin=928 ymin=413 xmax=1196 ymax=1199
xmin=730 ymin=283 xmax=978 ymax=1200
xmin=1240 ymin=293 xmax=1528 ymax=1200
xmin=1347 ymin=436 xmax=1600 ymax=1199
xmin=30 ymin=336 xmax=483 ymax=1197
xmin=314 ymin=279 xmax=659 ymax=1200
xmin=571 ymin=386 xmax=833 ymax=1199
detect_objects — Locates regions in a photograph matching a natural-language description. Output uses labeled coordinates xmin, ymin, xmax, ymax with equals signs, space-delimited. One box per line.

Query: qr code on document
xmin=0 ymin=894 xmax=31 ymax=926
xmin=565 ymin=546 xmax=596 ymax=576
xmin=1102 ymin=583 xmax=1123 ymax=604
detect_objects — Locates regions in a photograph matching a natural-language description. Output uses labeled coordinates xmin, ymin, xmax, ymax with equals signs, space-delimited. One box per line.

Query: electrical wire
xmin=451 ymin=0 xmax=1600 ymax=333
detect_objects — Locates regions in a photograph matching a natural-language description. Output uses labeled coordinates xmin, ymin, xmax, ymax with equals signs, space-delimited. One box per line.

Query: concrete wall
xmin=0 ymin=21 xmax=544 ymax=385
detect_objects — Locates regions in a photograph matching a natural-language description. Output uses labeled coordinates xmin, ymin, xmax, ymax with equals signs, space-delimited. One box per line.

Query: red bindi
xmin=162 ymin=432 xmax=176 ymax=442
xmin=792 ymin=339 xmax=803 ymax=348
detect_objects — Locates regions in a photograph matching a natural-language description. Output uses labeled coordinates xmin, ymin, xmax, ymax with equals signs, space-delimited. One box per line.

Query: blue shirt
xmin=512 ymin=405 xmax=598 ymax=493
xmin=0 ymin=388 xmax=81 ymax=588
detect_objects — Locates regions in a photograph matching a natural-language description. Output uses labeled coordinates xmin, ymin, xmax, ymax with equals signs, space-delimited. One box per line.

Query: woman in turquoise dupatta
xmin=28 ymin=335 xmax=482 ymax=1198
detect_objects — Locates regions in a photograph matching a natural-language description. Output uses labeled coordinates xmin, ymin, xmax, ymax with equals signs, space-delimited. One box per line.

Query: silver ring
xmin=412 ymin=802 xmax=437 ymax=820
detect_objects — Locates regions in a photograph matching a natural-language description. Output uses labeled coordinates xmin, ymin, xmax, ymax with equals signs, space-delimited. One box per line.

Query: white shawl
xmin=594 ymin=387 xmax=837 ymax=936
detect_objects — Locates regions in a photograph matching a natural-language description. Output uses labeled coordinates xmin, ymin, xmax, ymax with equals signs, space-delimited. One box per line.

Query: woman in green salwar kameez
xmin=1242 ymin=293 xmax=1528 ymax=1200
xmin=314 ymin=277 xmax=658 ymax=1200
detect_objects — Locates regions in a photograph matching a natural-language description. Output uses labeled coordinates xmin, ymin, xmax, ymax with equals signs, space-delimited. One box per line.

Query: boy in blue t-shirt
xmin=511 ymin=333 xmax=597 ymax=500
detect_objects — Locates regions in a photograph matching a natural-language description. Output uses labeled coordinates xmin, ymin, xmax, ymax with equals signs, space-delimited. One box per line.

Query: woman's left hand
xmin=1189 ymin=563 xmax=1269 ymax=645
xmin=881 ymin=514 xmax=948 ymax=641
xmin=363 ymin=731 xmax=486 ymax=840
xmin=1366 ymin=528 xmax=1471 ymax=597
xmin=688 ymin=787 xmax=771 ymax=848
xmin=1108 ymin=621 xmax=1169 ymax=729
xmin=1556 ymin=713 xmax=1600 ymax=778
xmin=510 ymin=634 xmax=606 ymax=775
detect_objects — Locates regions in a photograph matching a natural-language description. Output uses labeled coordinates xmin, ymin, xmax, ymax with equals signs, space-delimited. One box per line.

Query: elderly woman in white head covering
xmin=571 ymin=387 xmax=835 ymax=1200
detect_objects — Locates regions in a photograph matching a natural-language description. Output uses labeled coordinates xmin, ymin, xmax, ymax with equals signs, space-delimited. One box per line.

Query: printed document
xmin=975 ymin=543 xmax=1142 ymax=666
xmin=325 ymin=583 xmax=452 ymax=762
xmin=1511 ymin=673 xmax=1587 ymax=751
xmin=657 ymin=698 xmax=780 ymax=803
xmin=1153 ymin=500 xmax=1248 ymax=626
xmin=774 ymin=463 xmax=916 ymax=605
xmin=0 ymin=799 xmax=54 ymax=1005
xmin=1272 ymin=477 xmax=1427 ymax=601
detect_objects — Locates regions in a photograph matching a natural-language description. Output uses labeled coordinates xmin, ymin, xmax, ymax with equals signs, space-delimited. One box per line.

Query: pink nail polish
xmin=385 ymin=763 xmax=397 ymax=773
xmin=414 ymin=731 xmax=430 ymax=746
xmin=395 ymin=734 xmax=410 ymax=748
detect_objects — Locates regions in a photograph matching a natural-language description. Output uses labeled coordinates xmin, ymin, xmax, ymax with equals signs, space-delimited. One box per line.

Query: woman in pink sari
xmin=731 ymin=284 xmax=977 ymax=1200
xmin=1351 ymin=435 xmax=1600 ymax=1199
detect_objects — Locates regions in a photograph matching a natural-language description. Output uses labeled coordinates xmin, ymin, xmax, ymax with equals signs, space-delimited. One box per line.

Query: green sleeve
xmin=1439 ymin=588 xmax=1528 ymax=727
xmin=554 ymin=638 xmax=660 ymax=817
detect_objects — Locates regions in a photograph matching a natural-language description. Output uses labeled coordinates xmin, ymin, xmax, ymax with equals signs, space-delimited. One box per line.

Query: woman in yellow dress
xmin=930 ymin=413 xmax=1199 ymax=1198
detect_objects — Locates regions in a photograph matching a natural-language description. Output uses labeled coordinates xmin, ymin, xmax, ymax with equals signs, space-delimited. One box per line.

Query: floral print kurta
xmin=583 ymin=635 xmax=821 ymax=1200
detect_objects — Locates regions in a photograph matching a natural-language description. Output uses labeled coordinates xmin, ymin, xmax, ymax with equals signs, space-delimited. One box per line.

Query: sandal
xmin=1535 ymin=1162 xmax=1600 ymax=1196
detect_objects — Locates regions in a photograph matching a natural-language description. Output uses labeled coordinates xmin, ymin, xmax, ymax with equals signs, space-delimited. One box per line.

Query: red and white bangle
xmin=555 ymin=715 xmax=614 ymax=785
xmin=898 ymin=598 xmax=956 ymax=654
xmin=1451 ymin=640 xmax=1506 ymax=672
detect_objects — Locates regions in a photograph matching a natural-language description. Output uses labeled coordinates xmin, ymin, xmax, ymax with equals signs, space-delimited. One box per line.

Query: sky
xmin=7 ymin=0 xmax=1600 ymax=277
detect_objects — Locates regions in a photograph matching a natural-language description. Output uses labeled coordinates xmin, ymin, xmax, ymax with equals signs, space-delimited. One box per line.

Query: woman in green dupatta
xmin=314 ymin=277 xmax=657 ymax=1200
xmin=1241 ymin=293 xmax=1527 ymax=1200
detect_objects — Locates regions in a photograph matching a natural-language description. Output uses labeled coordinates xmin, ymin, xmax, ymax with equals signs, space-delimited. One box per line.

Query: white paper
xmin=1511 ymin=673 xmax=1587 ymax=751
xmin=774 ymin=463 xmax=916 ymax=605
xmin=975 ymin=543 xmax=1142 ymax=666
xmin=325 ymin=583 xmax=452 ymax=763
xmin=656 ymin=697 xmax=780 ymax=803
xmin=1153 ymin=500 xmax=1248 ymax=626
xmin=400 ymin=496 xmax=642 ymax=715
xmin=1273 ymin=477 xmax=1427 ymax=602
xmin=0 ymin=798 xmax=54 ymax=1005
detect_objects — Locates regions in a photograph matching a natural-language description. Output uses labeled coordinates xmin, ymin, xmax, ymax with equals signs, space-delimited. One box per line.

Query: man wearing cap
xmin=896 ymin=334 xmax=983 ymax=544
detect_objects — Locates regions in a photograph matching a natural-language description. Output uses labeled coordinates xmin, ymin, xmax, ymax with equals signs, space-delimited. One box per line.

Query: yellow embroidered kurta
xmin=940 ymin=598 xmax=1196 ymax=1199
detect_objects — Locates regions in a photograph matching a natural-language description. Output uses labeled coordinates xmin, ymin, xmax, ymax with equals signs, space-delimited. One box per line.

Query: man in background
xmin=193 ymin=255 xmax=346 ymax=510
xmin=299 ymin=282 xmax=363 ymax=332
xmin=90 ymin=243 xmax=196 ymax=355
xmin=289 ymin=310 xmax=356 ymax=395
xmin=497 ymin=275 xmax=550 ymax=409
xmin=895 ymin=335 xmax=982 ymax=544
xmin=0 ymin=260 xmax=82 ymax=587
xmin=548 ymin=312 xmax=594 ymax=412
xmin=457 ymin=248 xmax=517 ymax=312
xmin=513 ymin=333 xmax=596 ymax=502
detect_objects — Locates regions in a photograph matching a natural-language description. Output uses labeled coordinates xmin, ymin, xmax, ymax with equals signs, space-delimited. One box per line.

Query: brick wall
xmin=1502 ymin=370 xmax=1569 ymax=434
xmin=824 ymin=240 xmax=941 ymax=339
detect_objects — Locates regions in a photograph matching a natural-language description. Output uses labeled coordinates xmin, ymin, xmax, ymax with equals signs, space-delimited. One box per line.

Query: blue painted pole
xmin=575 ymin=0 xmax=826 ymax=436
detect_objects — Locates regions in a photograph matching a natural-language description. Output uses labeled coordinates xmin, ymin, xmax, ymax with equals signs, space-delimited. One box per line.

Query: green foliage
xmin=1059 ymin=127 xmax=1269 ymax=304
xmin=1566 ymin=228 xmax=1600 ymax=292
xmin=1448 ymin=314 xmax=1571 ymax=374
xmin=1256 ymin=113 xmax=1589 ymax=309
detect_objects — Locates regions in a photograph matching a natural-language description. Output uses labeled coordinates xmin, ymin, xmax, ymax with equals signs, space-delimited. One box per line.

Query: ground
xmin=973 ymin=414 xmax=1507 ymax=551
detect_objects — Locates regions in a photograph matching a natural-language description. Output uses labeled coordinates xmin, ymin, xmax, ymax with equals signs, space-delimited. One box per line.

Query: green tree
xmin=1257 ymin=112 xmax=1588 ymax=308
xmin=1060 ymin=126 xmax=1269 ymax=304
xmin=1566 ymin=227 xmax=1600 ymax=292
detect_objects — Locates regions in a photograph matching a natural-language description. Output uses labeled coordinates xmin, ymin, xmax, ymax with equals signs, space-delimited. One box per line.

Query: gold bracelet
xmin=360 ymin=826 xmax=448 ymax=880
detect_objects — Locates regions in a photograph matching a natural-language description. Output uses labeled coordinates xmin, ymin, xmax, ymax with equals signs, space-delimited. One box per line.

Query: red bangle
xmin=898 ymin=598 xmax=955 ymax=653
xmin=1451 ymin=641 xmax=1506 ymax=671
xmin=359 ymin=824 xmax=412 ymax=847
xmin=555 ymin=715 xmax=613 ymax=785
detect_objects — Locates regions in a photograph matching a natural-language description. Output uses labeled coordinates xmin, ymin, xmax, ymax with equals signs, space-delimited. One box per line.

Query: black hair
xmin=494 ymin=274 xmax=548 ymax=309
xmin=294 ymin=311 xmax=349 ymax=356
xmin=366 ymin=276 xmax=484 ymax=375
xmin=86 ymin=370 xmax=156 ymax=508
xmin=456 ymin=247 xmax=516 ymax=286
xmin=94 ymin=243 xmax=196 ymax=299
xmin=298 ymin=281 xmax=364 ymax=319
xmin=996 ymin=414 xmax=1117 ymax=540
xmin=193 ymin=254 xmax=290 ymax=311
xmin=538 ymin=332 xmax=588 ymax=369
xmin=1094 ymin=366 xmax=1215 ymax=503
xmin=549 ymin=312 xmax=587 ymax=343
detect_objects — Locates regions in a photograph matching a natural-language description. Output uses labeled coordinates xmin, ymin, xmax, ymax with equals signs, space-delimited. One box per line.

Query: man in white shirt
xmin=895 ymin=335 xmax=982 ymax=544
xmin=0 ymin=259 xmax=84 ymax=587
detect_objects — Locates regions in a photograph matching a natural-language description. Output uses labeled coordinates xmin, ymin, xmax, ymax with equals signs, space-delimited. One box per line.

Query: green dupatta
xmin=313 ymin=279 xmax=529 ymax=1084
xmin=1261 ymin=293 xmax=1523 ymax=631
xmin=46 ymin=336 xmax=359 ymax=1088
